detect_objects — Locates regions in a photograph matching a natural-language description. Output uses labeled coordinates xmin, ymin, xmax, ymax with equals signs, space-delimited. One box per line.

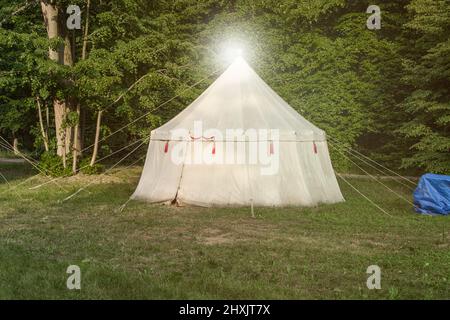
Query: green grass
xmin=0 ymin=162 xmax=448 ymax=299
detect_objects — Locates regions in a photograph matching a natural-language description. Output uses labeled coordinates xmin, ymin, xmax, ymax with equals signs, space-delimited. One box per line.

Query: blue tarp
xmin=413 ymin=173 xmax=450 ymax=215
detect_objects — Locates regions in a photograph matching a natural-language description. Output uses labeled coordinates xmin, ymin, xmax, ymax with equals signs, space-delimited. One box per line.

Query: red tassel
xmin=212 ymin=142 xmax=216 ymax=155
xmin=164 ymin=141 xmax=169 ymax=153
xmin=269 ymin=141 xmax=274 ymax=155
xmin=313 ymin=142 xmax=318 ymax=154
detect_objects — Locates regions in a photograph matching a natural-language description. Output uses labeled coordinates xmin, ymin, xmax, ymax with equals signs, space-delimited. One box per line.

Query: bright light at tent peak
xmin=224 ymin=47 xmax=244 ymax=62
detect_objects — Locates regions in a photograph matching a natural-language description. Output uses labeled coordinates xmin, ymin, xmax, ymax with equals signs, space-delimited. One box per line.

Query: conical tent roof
xmin=153 ymin=57 xmax=325 ymax=142
xmin=132 ymin=57 xmax=344 ymax=207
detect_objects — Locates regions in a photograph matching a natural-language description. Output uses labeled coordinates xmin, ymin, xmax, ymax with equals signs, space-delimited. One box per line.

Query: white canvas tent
xmin=132 ymin=57 xmax=344 ymax=207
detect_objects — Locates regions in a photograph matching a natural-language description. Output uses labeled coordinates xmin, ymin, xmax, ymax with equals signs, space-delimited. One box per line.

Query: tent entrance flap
xmin=131 ymin=140 xmax=184 ymax=203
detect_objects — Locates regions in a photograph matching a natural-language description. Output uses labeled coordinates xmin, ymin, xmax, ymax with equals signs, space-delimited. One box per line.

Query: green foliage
xmin=0 ymin=0 xmax=449 ymax=174
xmin=79 ymin=158 xmax=105 ymax=175
xmin=63 ymin=111 xmax=80 ymax=129
xmin=397 ymin=0 xmax=450 ymax=174
xmin=0 ymin=0 xmax=62 ymax=151
xmin=38 ymin=152 xmax=72 ymax=177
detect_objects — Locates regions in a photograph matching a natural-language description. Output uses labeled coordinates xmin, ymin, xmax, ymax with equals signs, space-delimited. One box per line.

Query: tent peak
xmin=229 ymin=56 xmax=249 ymax=67
xmin=225 ymin=56 xmax=253 ymax=77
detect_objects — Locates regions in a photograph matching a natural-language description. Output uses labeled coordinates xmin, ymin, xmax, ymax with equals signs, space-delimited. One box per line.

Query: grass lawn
xmin=0 ymin=161 xmax=448 ymax=299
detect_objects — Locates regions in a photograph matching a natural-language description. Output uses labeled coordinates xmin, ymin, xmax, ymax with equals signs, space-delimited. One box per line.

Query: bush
xmin=79 ymin=158 xmax=105 ymax=175
xmin=39 ymin=152 xmax=72 ymax=177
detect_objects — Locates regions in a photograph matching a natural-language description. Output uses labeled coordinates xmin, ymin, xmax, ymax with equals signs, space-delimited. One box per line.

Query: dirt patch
xmin=197 ymin=228 xmax=237 ymax=245
xmin=201 ymin=233 xmax=235 ymax=245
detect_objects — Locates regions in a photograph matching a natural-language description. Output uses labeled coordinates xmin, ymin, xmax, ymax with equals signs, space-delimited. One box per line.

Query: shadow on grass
xmin=0 ymin=162 xmax=37 ymax=184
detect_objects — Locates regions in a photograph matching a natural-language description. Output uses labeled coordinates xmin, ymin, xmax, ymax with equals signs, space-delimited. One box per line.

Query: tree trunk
xmin=40 ymin=1 xmax=61 ymax=62
xmin=63 ymin=29 xmax=75 ymax=159
xmin=72 ymin=104 xmax=81 ymax=174
xmin=61 ymin=128 xmax=67 ymax=168
xmin=13 ymin=138 xmax=19 ymax=155
xmin=54 ymin=100 xmax=68 ymax=158
xmin=72 ymin=0 xmax=91 ymax=173
xmin=45 ymin=101 xmax=49 ymax=136
xmin=40 ymin=1 xmax=68 ymax=158
xmin=82 ymin=0 xmax=90 ymax=60
xmin=36 ymin=96 xmax=49 ymax=152
xmin=80 ymin=107 xmax=85 ymax=152
xmin=90 ymin=110 xmax=103 ymax=166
